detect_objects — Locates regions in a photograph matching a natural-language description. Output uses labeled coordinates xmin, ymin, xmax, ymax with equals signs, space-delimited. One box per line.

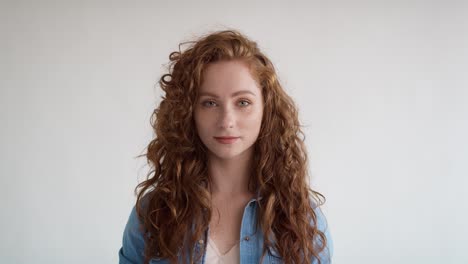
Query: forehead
xmin=199 ymin=60 xmax=261 ymax=95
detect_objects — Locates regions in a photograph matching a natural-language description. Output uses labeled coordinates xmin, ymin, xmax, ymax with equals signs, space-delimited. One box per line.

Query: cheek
xmin=194 ymin=111 xmax=212 ymax=133
xmin=244 ymin=108 xmax=263 ymax=128
xmin=193 ymin=112 xmax=203 ymax=132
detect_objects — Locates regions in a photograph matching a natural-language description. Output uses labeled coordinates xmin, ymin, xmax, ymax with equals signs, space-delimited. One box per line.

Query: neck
xmin=207 ymin=150 xmax=254 ymax=197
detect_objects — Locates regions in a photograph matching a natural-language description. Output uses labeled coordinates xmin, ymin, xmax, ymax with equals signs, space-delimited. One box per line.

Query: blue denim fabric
xmin=119 ymin=196 xmax=333 ymax=264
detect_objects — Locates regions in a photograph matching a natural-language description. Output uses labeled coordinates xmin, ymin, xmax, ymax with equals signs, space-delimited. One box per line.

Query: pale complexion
xmin=193 ymin=59 xmax=264 ymax=254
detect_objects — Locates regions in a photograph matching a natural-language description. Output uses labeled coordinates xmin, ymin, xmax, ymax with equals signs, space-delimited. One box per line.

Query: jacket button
xmin=244 ymin=236 xmax=250 ymax=241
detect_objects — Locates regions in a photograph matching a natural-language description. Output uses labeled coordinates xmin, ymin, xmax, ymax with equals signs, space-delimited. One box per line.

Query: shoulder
xmin=310 ymin=199 xmax=334 ymax=263
xmin=119 ymin=196 xmax=150 ymax=264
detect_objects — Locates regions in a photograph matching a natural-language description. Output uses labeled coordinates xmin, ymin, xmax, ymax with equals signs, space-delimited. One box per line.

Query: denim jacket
xmin=118 ymin=195 xmax=333 ymax=264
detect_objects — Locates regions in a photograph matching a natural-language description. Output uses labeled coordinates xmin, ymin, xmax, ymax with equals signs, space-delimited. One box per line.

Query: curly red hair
xmin=134 ymin=29 xmax=328 ymax=264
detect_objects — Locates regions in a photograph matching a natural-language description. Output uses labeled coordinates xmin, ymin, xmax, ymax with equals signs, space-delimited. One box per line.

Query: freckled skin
xmin=194 ymin=60 xmax=264 ymax=161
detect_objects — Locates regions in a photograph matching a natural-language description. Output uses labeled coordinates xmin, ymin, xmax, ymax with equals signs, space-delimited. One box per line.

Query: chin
xmin=210 ymin=151 xmax=241 ymax=160
xmin=208 ymin=148 xmax=244 ymax=160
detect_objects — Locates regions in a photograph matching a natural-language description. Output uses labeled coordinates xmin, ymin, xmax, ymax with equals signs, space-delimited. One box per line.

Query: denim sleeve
xmin=312 ymin=205 xmax=333 ymax=264
xmin=119 ymin=205 xmax=146 ymax=264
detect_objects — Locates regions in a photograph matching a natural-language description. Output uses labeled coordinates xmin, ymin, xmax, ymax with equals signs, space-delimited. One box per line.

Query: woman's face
xmin=194 ymin=60 xmax=264 ymax=161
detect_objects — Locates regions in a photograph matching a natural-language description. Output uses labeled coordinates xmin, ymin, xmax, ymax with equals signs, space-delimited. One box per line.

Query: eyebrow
xmin=198 ymin=90 xmax=257 ymax=98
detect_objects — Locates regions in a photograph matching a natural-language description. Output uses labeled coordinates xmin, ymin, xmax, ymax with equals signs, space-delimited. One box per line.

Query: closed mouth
xmin=214 ymin=137 xmax=239 ymax=139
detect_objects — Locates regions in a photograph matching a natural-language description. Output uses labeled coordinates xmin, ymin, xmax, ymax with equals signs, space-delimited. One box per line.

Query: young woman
xmin=119 ymin=29 xmax=333 ymax=264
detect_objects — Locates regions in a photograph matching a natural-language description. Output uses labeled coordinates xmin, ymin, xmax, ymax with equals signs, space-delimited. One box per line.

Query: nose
xmin=218 ymin=106 xmax=235 ymax=129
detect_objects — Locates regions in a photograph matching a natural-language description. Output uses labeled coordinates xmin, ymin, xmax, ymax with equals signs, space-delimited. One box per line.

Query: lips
xmin=214 ymin=136 xmax=239 ymax=139
xmin=214 ymin=136 xmax=239 ymax=144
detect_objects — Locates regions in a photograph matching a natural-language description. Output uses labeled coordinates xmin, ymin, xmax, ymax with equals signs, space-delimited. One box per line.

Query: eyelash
xmin=201 ymin=99 xmax=251 ymax=108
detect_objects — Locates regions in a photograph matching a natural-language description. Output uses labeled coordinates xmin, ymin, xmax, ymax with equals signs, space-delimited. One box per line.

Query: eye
xmin=201 ymin=100 xmax=217 ymax=107
xmin=238 ymin=99 xmax=251 ymax=107
xmin=201 ymin=99 xmax=251 ymax=108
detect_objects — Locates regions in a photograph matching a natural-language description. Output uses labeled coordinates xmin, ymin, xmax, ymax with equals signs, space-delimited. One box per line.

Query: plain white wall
xmin=1 ymin=0 xmax=466 ymax=263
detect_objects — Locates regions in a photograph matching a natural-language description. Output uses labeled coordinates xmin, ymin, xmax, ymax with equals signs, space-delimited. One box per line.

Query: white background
xmin=1 ymin=0 xmax=467 ymax=263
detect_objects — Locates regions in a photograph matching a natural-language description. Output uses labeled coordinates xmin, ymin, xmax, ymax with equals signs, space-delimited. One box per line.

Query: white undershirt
xmin=205 ymin=235 xmax=240 ymax=264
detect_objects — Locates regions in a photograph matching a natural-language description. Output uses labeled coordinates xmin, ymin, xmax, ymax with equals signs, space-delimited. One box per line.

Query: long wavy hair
xmin=134 ymin=29 xmax=328 ymax=264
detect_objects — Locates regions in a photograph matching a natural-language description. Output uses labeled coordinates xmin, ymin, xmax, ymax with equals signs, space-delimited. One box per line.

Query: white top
xmin=204 ymin=235 xmax=240 ymax=264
